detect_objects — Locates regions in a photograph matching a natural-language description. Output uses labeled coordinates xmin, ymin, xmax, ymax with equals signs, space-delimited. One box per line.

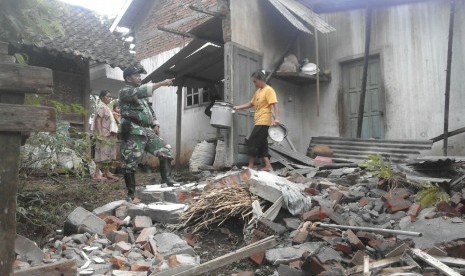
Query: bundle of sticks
xmin=176 ymin=186 xmax=257 ymax=233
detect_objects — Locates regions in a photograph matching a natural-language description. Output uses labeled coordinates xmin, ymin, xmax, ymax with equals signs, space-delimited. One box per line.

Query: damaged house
xmin=111 ymin=0 xmax=465 ymax=166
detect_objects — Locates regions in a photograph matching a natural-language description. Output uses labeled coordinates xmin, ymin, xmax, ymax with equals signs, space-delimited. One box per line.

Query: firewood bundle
xmin=176 ymin=187 xmax=257 ymax=233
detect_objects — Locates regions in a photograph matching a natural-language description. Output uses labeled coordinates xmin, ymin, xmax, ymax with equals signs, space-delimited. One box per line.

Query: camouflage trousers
xmin=121 ymin=133 xmax=172 ymax=173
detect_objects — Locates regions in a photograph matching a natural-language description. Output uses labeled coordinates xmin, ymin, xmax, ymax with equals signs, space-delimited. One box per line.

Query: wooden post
xmin=443 ymin=0 xmax=456 ymax=156
xmin=175 ymin=82 xmax=184 ymax=168
xmin=356 ymin=7 xmax=372 ymax=138
xmin=0 ymin=42 xmax=54 ymax=276
xmin=314 ymin=25 xmax=320 ymax=116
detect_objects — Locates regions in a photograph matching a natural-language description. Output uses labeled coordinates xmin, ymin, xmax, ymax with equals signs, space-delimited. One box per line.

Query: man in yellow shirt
xmin=234 ymin=70 xmax=280 ymax=171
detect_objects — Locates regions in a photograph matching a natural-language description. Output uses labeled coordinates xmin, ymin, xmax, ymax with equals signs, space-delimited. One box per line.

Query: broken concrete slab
xmin=151 ymin=254 xmax=200 ymax=276
xmin=145 ymin=203 xmax=186 ymax=223
xmin=278 ymin=264 xmax=304 ymax=276
xmin=153 ymin=232 xmax=196 ymax=257
xmin=112 ymin=271 xmax=147 ymax=276
xmin=92 ymin=200 xmax=127 ymax=217
xmin=64 ymin=206 xmax=106 ymax=236
xmin=133 ymin=216 xmax=152 ymax=231
xmin=15 ymin=234 xmax=44 ymax=264
xmin=283 ymin=218 xmax=302 ymax=230
xmin=135 ymin=227 xmax=157 ymax=244
xmin=315 ymin=246 xmax=342 ymax=263
xmin=265 ymin=242 xmax=325 ymax=265
xmin=399 ymin=217 xmax=465 ymax=248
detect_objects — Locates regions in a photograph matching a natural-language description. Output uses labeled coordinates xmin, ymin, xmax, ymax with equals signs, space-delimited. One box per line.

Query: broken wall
xmin=304 ymin=1 xmax=465 ymax=155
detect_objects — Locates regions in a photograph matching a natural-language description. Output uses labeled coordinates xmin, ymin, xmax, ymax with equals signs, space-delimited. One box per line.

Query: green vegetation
xmin=415 ymin=181 xmax=450 ymax=207
xmin=360 ymin=154 xmax=405 ymax=191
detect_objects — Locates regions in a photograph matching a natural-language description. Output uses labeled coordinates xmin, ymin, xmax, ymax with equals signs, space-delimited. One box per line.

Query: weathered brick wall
xmin=135 ymin=0 xmax=218 ymax=61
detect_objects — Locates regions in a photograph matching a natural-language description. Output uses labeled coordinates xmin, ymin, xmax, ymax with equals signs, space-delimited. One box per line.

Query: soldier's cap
xmin=123 ymin=66 xmax=146 ymax=80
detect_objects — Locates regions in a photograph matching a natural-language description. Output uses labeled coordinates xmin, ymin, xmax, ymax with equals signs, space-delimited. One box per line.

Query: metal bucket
xmin=210 ymin=101 xmax=233 ymax=129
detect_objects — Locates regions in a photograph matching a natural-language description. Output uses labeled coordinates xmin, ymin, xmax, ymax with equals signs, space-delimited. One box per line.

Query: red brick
xmin=359 ymin=197 xmax=369 ymax=207
xmin=131 ymin=262 xmax=151 ymax=271
xmin=444 ymin=240 xmax=465 ymax=258
xmin=292 ymin=230 xmax=309 ymax=244
xmin=103 ymin=223 xmax=118 ymax=235
xmin=383 ymin=196 xmax=410 ymax=213
xmin=455 ymin=203 xmax=465 ymax=214
xmin=314 ymin=156 xmax=333 ymax=166
xmin=425 ymin=247 xmax=447 ymax=257
xmin=351 ymin=250 xmax=365 ymax=265
xmin=335 ymin=242 xmax=352 ymax=254
xmin=304 ymin=187 xmax=319 ymax=196
xmin=105 ymin=216 xmax=123 ymax=226
xmin=108 ymin=230 xmax=129 ymax=243
xmin=328 ymin=189 xmax=344 ymax=205
xmin=368 ymin=239 xmax=383 ymax=248
xmin=382 ymin=188 xmax=410 ymax=200
xmin=111 ymin=256 xmax=126 ymax=269
xmin=302 ymin=207 xmax=327 ymax=222
xmin=346 ymin=229 xmax=366 ymax=250
xmin=184 ymin=233 xmax=196 ymax=247
xmin=408 ymin=203 xmax=422 ymax=222
xmin=301 ymin=256 xmax=327 ymax=274
xmin=249 ymin=252 xmax=265 ymax=265
xmin=133 ymin=216 xmax=152 ymax=231
xmin=136 ymin=227 xmax=156 ymax=244
xmin=436 ymin=201 xmax=459 ymax=216
xmin=289 ymin=260 xmax=303 ymax=269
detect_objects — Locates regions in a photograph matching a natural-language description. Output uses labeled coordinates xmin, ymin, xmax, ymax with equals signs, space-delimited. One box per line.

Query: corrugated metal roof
xmin=310 ymin=136 xmax=433 ymax=163
xmin=277 ymin=0 xmax=336 ymax=33
xmin=269 ymin=144 xmax=314 ymax=166
xmin=268 ymin=0 xmax=313 ymax=34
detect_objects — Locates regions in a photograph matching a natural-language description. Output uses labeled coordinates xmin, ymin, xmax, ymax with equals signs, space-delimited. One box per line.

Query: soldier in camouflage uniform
xmin=119 ymin=66 xmax=177 ymax=199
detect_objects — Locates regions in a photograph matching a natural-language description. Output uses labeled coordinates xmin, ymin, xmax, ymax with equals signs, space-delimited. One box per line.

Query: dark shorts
xmin=247 ymin=125 xmax=270 ymax=158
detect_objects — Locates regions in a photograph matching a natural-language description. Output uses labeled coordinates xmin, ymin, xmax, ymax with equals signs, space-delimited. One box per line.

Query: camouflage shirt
xmin=118 ymin=83 xmax=158 ymax=136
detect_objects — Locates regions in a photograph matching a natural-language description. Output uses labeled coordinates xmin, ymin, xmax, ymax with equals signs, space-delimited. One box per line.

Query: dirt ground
xmin=16 ymin=170 xmax=274 ymax=275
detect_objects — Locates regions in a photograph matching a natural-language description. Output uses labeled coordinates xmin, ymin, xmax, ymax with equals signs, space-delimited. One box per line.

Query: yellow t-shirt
xmin=250 ymin=85 xmax=278 ymax=126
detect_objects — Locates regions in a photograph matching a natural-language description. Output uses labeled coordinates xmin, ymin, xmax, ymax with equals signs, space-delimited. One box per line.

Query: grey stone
xmin=127 ymin=204 xmax=146 ymax=218
xmin=390 ymin=211 xmax=407 ymax=221
xmin=64 ymin=206 xmax=105 ymax=235
xmin=369 ymin=210 xmax=379 ymax=217
xmin=92 ymin=200 xmax=127 ymax=216
xmin=361 ymin=211 xmax=371 ymax=222
xmin=145 ymin=203 xmax=185 ymax=223
xmin=368 ymin=188 xmax=387 ymax=198
xmin=283 ymin=218 xmax=302 ymax=230
xmin=278 ymin=264 xmax=304 ymax=276
xmin=15 ymin=235 xmax=44 ymax=264
xmin=398 ymin=217 xmax=465 ymax=248
xmin=151 ymin=254 xmax=200 ymax=276
xmin=136 ymin=189 xmax=164 ymax=203
xmin=88 ymin=263 xmax=112 ymax=274
xmin=265 ymin=242 xmax=325 ymax=265
xmin=417 ymin=207 xmax=437 ymax=220
xmin=127 ymin=251 xmax=143 ymax=260
xmin=398 ymin=216 xmax=412 ymax=229
xmin=259 ymin=218 xmax=287 ymax=235
xmin=71 ymin=233 xmax=88 ymax=244
xmin=315 ymin=246 xmax=342 ymax=263
xmin=112 ymin=271 xmax=147 ymax=276
xmin=133 ymin=215 xmax=153 ymax=231
xmin=153 ymin=232 xmax=195 ymax=257
xmin=94 ymin=238 xmax=109 ymax=246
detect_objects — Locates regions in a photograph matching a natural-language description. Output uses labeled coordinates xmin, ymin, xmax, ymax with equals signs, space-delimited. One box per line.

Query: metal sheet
xmin=310 ymin=136 xmax=433 ymax=163
xmin=277 ymin=0 xmax=336 ymax=33
xmin=269 ymin=144 xmax=314 ymax=166
xmin=267 ymin=0 xmax=313 ymax=34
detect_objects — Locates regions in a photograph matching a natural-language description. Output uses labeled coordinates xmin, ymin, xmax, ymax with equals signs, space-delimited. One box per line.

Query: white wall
xmin=140 ymin=48 xmax=218 ymax=164
xmin=232 ymin=0 xmax=465 ymax=156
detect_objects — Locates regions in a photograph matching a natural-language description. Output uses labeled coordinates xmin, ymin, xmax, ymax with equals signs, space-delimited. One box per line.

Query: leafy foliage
xmin=360 ymin=154 xmax=395 ymax=179
xmin=0 ymin=0 xmax=67 ymax=43
xmin=415 ymin=181 xmax=450 ymax=207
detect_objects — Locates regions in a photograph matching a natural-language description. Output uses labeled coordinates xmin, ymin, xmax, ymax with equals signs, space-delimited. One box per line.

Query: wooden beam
xmin=0 ymin=104 xmax=56 ymax=132
xmin=356 ymin=7 xmax=372 ymax=138
xmin=175 ymin=82 xmax=184 ymax=168
xmin=157 ymin=26 xmax=193 ymax=38
xmin=0 ymin=63 xmax=53 ymax=94
xmin=431 ymin=126 xmax=465 ymax=143
xmin=434 ymin=256 xmax=465 ymax=267
xmin=409 ymin=248 xmax=461 ymax=276
xmin=347 ymin=256 xmax=402 ymax=275
xmin=189 ymin=5 xmax=225 ymax=18
xmin=171 ymin=236 xmax=278 ymax=276
xmin=443 ymin=0 xmax=456 ymax=155
xmin=13 ymin=260 xmax=77 ymax=276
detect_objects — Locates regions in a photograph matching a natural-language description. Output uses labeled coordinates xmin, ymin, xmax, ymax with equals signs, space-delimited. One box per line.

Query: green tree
xmin=0 ymin=0 xmax=66 ymax=43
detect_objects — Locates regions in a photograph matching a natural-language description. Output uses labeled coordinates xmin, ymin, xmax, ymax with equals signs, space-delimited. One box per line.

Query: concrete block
xmin=115 ymin=205 xmax=128 ymax=219
xmin=257 ymin=218 xmax=287 ymax=235
xmin=346 ymin=230 xmax=365 ymax=250
xmin=114 ymin=241 xmax=132 ymax=253
xmin=107 ymin=231 xmax=129 ymax=244
xmin=153 ymin=232 xmax=195 ymax=257
xmin=133 ymin=216 xmax=152 ymax=231
xmin=93 ymin=200 xmax=127 ymax=217
xmin=136 ymin=227 xmax=157 ymax=244
xmin=15 ymin=235 xmax=44 ymax=264
xmin=136 ymin=189 xmax=164 ymax=203
xmin=206 ymin=169 xmax=252 ymax=189
xmin=164 ymin=190 xmax=198 ymax=204
xmin=351 ymin=250 xmax=365 ymax=265
xmin=265 ymin=242 xmax=325 ymax=265
xmin=145 ymin=203 xmax=185 ymax=223
xmin=64 ymin=206 xmax=106 ymax=235
xmin=315 ymin=246 xmax=342 ymax=263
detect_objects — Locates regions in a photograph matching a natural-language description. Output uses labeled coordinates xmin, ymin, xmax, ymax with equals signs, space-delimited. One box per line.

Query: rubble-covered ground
xmin=14 ymin=157 xmax=465 ymax=276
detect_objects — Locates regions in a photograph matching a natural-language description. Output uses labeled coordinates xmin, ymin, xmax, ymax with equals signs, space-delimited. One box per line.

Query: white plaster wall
xmin=232 ymin=0 xmax=465 ymax=155
xmin=140 ymin=47 xmax=218 ymax=164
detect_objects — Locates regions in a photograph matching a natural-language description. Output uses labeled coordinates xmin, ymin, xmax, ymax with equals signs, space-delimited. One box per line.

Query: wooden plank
xmin=13 ymin=260 xmax=77 ymax=276
xmin=433 ymin=256 xmax=465 ymax=267
xmin=409 ymin=248 xmax=461 ymax=276
xmin=171 ymin=236 xmax=278 ymax=276
xmin=0 ymin=104 xmax=56 ymax=132
xmin=0 ymin=63 xmax=53 ymax=94
xmin=0 ymin=93 xmax=23 ymax=276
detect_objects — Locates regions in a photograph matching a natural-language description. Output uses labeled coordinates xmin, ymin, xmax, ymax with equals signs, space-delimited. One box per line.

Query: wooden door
xmin=341 ymin=57 xmax=384 ymax=139
xmin=224 ymin=42 xmax=263 ymax=164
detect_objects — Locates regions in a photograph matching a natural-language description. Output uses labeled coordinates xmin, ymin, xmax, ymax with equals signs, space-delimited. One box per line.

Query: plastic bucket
xmin=268 ymin=123 xmax=288 ymax=142
xmin=210 ymin=101 xmax=233 ymax=129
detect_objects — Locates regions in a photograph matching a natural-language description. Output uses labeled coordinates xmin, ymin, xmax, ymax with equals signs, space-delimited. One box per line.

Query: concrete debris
xmin=14 ymin=154 xmax=465 ymax=275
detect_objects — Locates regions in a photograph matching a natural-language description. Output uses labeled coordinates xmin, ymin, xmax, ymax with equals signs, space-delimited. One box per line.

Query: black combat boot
xmin=159 ymin=157 xmax=177 ymax=186
xmin=123 ymin=172 xmax=136 ymax=199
